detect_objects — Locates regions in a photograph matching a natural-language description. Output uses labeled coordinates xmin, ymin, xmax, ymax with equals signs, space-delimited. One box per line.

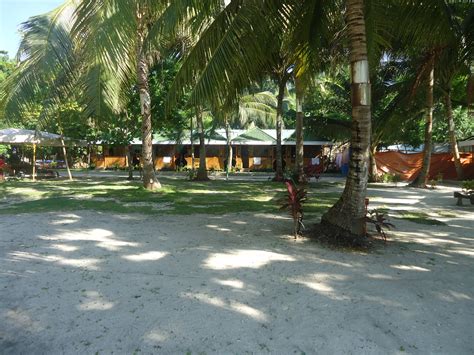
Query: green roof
xmin=152 ymin=133 xmax=171 ymax=143
xmin=153 ymin=130 xmax=226 ymax=143
xmin=233 ymin=127 xmax=275 ymax=143
xmin=284 ymin=130 xmax=329 ymax=142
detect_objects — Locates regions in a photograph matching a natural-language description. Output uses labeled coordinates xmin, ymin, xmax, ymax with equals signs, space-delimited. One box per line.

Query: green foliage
xmin=380 ymin=172 xmax=402 ymax=183
xmin=0 ymin=51 xmax=14 ymax=86
xmin=462 ymin=180 xmax=474 ymax=192
xmin=0 ymin=145 xmax=9 ymax=157
xmin=396 ymin=211 xmax=446 ymax=226
xmin=433 ymin=106 xmax=474 ymax=142
xmin=148 ymin=58 xmax=193 ymax=136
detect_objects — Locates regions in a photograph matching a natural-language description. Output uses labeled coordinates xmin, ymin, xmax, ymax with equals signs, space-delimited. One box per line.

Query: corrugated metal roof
xmin=128 ymin=128 xmax=333 ymax=146
xmin=233 ymin=127 xmax=276 ymax=143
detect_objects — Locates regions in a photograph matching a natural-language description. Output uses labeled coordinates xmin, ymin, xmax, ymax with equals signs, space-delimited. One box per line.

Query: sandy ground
xmin=0 ymin=184 xmax=473 ymax=354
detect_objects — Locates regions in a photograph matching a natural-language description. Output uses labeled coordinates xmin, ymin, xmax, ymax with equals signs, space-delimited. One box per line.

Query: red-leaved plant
xmin=279 ymin=180 xmax=307 ymax=238
xmin=365 ymin=210 xmax=395 ymax=242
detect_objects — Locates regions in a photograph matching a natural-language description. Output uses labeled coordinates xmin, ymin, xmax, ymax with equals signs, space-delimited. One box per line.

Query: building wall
xmin=93 ymin=144 xmax=324 ymax=171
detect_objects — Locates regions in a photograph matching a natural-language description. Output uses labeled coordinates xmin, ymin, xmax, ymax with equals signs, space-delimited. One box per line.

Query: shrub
xmin=381 ymin=172 xmax=402 ymax=183
xmin=462 ymin=180 xmax=474 ymax=192
xmin=111 ymin=162 xmax=121 ymax=171
xmin=187 ymin=169 xmax=197 ymax=181
xmin=429 ymin=172 xmax=444 ymax=189
xmin=365 ymin=209 xmax=395 ymax=242
xmin=279 ymin=179 xmax=307 ymax=238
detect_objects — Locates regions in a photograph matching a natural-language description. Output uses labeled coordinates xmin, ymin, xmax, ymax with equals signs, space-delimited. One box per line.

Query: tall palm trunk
xmin=410 ymin=58 xmax=434 ymax=188
xmin=274 ymin=78 xmax=286 ymax=181
xmin=124 ymin=113 xmax=133 ymax=180
xmin=56 ymin=115 xmax=72 ymax=181
xmin=196 ymin=108 xmax=209 ymax=180
xmin=321 ymin=0 xmax=372 ymax=237
xmin=87 ymin=144 xmax=91 ymax=168
xmin=294 ymin=75 xmax=305 ymax=182
xmin=125 ymin=144 xmax=133 ymax=180
xmin=60 ymin=136 xmax=73 ymax=181
xmin=468 ymin=69 xmax=474 ymax=115
xmin=190 ymin=117 xmax=195 ymax=172
xmin=137 ymin=54 xmax=160 ymax=189
xmin=445 ymin=88 xmax=463 ymax=180
xmin=225 ymin=117 xmax=233 ymax=180
xmin=137 ymin=9 xmax=160 ymax=190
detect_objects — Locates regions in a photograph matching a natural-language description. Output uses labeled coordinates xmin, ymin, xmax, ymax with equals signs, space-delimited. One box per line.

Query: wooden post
xmin=32 ymin=143 xmax=36 ymax=181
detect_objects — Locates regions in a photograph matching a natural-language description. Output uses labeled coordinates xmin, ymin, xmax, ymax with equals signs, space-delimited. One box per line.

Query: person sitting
xmin=132 ymin=154 xmax=140 ymax=170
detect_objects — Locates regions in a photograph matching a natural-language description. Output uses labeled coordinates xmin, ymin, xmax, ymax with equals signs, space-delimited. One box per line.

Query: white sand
xmin=0 ymin=185 xmax=473 ymax=354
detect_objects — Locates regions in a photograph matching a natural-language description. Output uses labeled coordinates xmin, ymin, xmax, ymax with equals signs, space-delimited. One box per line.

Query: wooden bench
xmin=454 ymin=191 xmax=474 ymax=206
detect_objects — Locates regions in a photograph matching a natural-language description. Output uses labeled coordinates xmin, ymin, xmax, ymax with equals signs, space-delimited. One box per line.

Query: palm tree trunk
xmin=60 ymin=136 xmax=73 ymax=181
xmin=196 ymin=108 xmax=209 ymax=180
xmin=55 ymin=115 xmax=73 ymax=180
xmin=410 ymin=57 xmax=434 ymax=188
xmin=445 ymin=89 xmax=463 ymax=180
xmin=274 ymin=78 xmax=286 ymax=181
xmin=87 ymin=144 xmax=91 ymax=168
xmin=32 ymin=143 xmax=36 ymax=181
xmin=369 ymin=145 xmax=378 ymax=182
xmin=126 ymin=144 xmax=133 ymax=180
xmin=137 ymin=9 xmax=160 ymax=190
xmin=225 ymin=117 xmax=233 ymax=180
xmin=321 ymin=0 xmax=372 ymax=238
xmin=137 ymin=53 xmax=160 ymax=190
xmin=295 ymin=75 xmax=305 ymax=182
xmin=190 ymin=117 xmax=195 ymax=172
xmin=468 ymin=69 xmax=474 ymax=115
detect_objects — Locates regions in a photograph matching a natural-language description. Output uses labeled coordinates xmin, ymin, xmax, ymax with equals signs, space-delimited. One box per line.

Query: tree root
xmin=309 ymin=223 xmax=375 ymax=250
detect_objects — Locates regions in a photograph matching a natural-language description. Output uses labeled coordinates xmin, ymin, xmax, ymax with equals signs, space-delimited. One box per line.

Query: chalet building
xmin=459 ymin=136 xmax=474 ymax=153
xmin=92 ymin=127 xmax=333 ymax=171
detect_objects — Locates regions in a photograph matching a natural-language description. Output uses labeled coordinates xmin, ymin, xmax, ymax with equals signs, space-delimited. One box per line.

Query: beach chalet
xmin=91 ymin=127 xmax=333 ymax=171
xmin=459 ymin=136 xmax=474 ymax=153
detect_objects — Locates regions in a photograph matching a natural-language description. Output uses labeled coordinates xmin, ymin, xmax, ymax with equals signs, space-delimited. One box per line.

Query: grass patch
xmin=395 ymin=211 xmax=447 ymax=226
xmin=435 ymin=210 xmax=457 ymax=218
xmin=0 ymin=177 xmax=340 ymax=216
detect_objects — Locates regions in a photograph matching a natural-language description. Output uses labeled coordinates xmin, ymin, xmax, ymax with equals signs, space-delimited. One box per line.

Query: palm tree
xmin=72 ymin=0 xmax=180 ymax=190
xmin=294 ymin=71 xmax=306 ymax=182
xmin=195 ymin=107 xmax=210 ymax=180
xmin=2 ymin=0 xmax=214 ymax=190
xmin=409 ymin=52 xmax=436 ymax=188
xmin=319 ymin=0 xmax=372 ymax=237
xmin=0 ymin=4 xmax=78 ymax=124
xmin=436 ymin=5 xmax=474 ymax=180
xmin=393 ymin=1 xmax=471 ymax=187
xmin=221 ymin=91 xmax=277 ymax=176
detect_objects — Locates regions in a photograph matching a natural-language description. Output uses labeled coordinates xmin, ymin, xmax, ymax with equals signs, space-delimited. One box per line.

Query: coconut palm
xmin=392 ymin=1 xmax=471 ymax=187
xmin=318 ymin=0 xmax=372 ymax=236
xmin=293 ymin=70 xmax=308 ymax=182
xmin=221 ymin=90 xmax=277 ymax=176
xmin=436 ymin=5 xmax=474 ymax=180
xmin=2 ymin=0 xmax=220 ymax=190
xmin=0 ymin=3 xmax=80 ymax=123
xmin=194 ymin=107 xmax=209 ymax=180
xmin=71 ymin=0 xmax=178 ymax=190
